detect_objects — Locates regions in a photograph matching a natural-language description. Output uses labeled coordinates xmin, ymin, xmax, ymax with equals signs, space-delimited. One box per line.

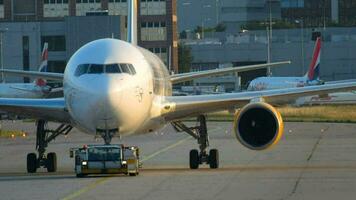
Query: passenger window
xmin=120 ymin=64 xmax=131 ymax=74
xmin=128 ymin=64 xmax=136 ymax=75
xmin=88 ymin=64 xmax=103 ymax=74
xmin=75 ymin=64 xmax=89 ymax=77
xmin=105 ymin=64 xmax=121 ymax=73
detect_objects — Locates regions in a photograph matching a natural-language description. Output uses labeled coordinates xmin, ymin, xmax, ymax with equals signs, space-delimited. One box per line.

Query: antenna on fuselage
xmin=127 ymin=0 xmax=138 ymax=45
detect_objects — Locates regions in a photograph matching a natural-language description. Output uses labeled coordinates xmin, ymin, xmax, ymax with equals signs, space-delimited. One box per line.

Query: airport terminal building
xmin=0 ymin=0 xmax=178 ymax=82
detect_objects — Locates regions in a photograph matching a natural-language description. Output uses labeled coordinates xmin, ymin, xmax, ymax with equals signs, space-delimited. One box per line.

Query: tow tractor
xmin=70 ymin=144 xmax=140 ymax=177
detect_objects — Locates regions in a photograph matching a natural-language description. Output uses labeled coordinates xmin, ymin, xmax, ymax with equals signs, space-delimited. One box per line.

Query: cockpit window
xmin=128 ymin=64 xmax=136 ymax=75
xmin=74 ymin=64 xmax=90 ymax=77
xmin=106 ymin=64 xmax=121 ymax=73
xmin=88 ymin=64 xmax=103 ymax=74
xmin=120 ymin=64 xmax=130 ymax=74
xmin=75 ymin=63 xmax=136 ymax=77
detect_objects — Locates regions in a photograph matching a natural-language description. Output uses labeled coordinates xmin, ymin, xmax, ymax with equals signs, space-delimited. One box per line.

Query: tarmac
xmin=0 ymin=120 xmax=356 ymax=200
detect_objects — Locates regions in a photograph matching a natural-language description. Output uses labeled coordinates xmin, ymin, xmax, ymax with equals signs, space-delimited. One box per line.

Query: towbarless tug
xmin=70 ymin=144 xmax=140 ymax=177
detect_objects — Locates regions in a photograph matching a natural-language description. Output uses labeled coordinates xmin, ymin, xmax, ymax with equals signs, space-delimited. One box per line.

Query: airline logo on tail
xmin=35 ymin=43 xmax=48 ymax=86
xmin=307 ymin=37 xmax=321 ymax=82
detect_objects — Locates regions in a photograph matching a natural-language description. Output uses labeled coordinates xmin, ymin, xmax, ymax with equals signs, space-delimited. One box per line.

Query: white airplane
xmin=0 ymin=43 xmax=51 ymax=98
xmin=0 ymin=1 xmax=356 ymax=173
xmin=295 ymin=91 xmax=356 ymax=106
xmin=248 ymin=37 xmax=323 ymax=91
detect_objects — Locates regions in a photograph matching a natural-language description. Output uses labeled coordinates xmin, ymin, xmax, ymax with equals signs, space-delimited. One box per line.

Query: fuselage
xmin=295 ymin=91 xmax=356 ymax=106
xmin=63 ymin=38 xmax=172 ymax=136
xmin=247 ymin=77 xmax=308 ymax=91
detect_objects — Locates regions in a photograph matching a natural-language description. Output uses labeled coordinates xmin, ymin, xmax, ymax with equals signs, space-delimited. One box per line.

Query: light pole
xmin=201 ymin=18 xmax=211 ymax=39
xmin=267 ymin=25 xmax=271 ymax=63
xmin=182 ymin=1 xmax=191 ymax=37
xmin=0 ymin=28 xmax=8 ymax=83
xmin=201 ymin=3 xmax=212 ymax=39
xmin=295 ymin=19 xmax=304 ymax=75
xmin=267 ymin=0 xmax=273 ymax=76
xmin=269 ymin=0 xmax=273 ymax=40
xmin=215 ymin=0 xmax=220 ymax=25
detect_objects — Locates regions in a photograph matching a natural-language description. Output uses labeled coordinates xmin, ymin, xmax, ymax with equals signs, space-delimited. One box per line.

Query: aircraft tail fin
xmin=306 ymin=37 xmax=321 ymax=81
xmin=127 ymin=0 xmax=137 ymax=45
xmin=35 ymin=43 xmax=48 ymax=86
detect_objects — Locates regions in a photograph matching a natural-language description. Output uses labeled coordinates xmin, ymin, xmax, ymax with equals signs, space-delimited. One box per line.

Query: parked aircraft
xmin=295 ymin=91 xmax=356 ymax=106
xmin=248 ymin=37 xmax=323 ymax=91
xmin=0 ymin=43 xmax=51 ymax=98
xmin=0 ymin=1 xmax=355 ymax=173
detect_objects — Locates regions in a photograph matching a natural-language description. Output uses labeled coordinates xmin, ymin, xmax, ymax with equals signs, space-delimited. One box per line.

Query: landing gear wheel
xmin=209 ymin=149 xmax=219 ymax=169
xmin=26 ymin=120 xmax=72 ymax=173
xmin=46 ymin=152 xmax=57 ymax=172
xmin=27 ymin=153 xmax=37 ymax=173
xmin=171 ymin=115 xmax=220 ymax=169
xmin=129 ymin=173 xmax=137 ymax=176
xmin=189 ymin=149 xmax=200 ymax=169
xmin=76 ymin=173 xmax=87 ymax=178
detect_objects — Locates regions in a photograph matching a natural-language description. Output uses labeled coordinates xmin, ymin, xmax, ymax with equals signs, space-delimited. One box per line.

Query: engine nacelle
xmin=234 ymin=102 xmax=284 ymax=150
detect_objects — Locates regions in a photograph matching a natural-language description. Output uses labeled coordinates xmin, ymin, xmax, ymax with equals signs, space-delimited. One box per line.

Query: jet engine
xmin=234 ymin=102 xmax=284 ymax=150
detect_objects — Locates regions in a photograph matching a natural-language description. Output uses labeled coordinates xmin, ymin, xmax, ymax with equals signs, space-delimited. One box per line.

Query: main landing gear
xmin=27 ymin=120 xmax=73 ymax=173
xmin=171 ymin=115 xmax=219 ymax=169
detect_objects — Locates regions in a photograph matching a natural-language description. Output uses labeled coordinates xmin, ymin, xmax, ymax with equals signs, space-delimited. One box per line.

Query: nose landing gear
xmin=171 ymin=115 xmax=219 ymax=169
xmin=27 ymin=120 xmax=72 ymax=173
xmin=97 ymin=128 xmax=118 ymax=145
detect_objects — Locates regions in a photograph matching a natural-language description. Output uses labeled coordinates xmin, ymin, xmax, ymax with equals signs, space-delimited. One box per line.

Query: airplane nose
xmin=84 ymin=76 xmax=123 ymax=130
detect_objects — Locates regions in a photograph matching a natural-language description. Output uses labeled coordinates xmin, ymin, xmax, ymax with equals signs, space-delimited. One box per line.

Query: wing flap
xmin=163 ymin=82 xmax=356 ymax=121
xmin=171 ymin=61 xmax=291 ymax=84
xmin=0 ymin=98 xmax=70 ymax=123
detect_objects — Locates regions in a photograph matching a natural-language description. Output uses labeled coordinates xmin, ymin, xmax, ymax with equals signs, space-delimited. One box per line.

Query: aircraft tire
xmin=46 ymin=152 xmax=57 ymax=172
xmin=27 ymin=153 xmax=37 ymax=173
xmin=76 ymin=173 xmax=86 ymax=178
xmin=129 ymin=173 xmax=137 ymax=176
xmin=209 ymin=149 xmax=219 ymax=169
xmin=189 ymin=149 xmax=199 ymax=169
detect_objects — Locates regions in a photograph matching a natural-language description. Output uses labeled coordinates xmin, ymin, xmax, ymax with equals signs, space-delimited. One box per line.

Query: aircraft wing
xmin=162 ymin=82 xmax=356 ymax=121
xmin=0 ymin=69 xmax=63 ymax=81
xmin=0 ymin=98 xmax=70 ymax=123
xmin=171 ymin=61 xmax=291 ymax=84
xmin=325 ymin=79 xmax=356 ymax=85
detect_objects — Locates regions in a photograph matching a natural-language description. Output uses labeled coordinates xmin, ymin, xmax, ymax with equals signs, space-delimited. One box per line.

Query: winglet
xmin=127 ymin=0 xmax=138 ymax=45
xmin=307 ymin=37 xmax=321 ymax=81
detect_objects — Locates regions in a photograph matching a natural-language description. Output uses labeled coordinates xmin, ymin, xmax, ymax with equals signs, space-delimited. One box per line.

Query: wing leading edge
xmin=171 ymin=61 xmax=291 ymax=84
xmin=0 ymin=69 xmax=63 ymax=81
xmin=0 ymin=98 xmax=70 ymax=123
xmin=1 ymin=61 xmax=290 ymax=84
xmin=162 ymin=82 xmax=356 ymax=121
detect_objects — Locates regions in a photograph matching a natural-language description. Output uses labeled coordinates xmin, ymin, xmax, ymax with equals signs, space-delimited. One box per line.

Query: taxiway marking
xmin=141 ymin=135 xmax=191 ymax=162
